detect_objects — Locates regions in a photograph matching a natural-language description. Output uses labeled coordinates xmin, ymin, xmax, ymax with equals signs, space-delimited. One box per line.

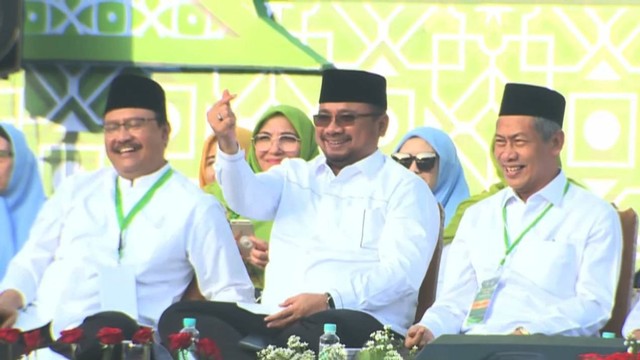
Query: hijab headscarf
xmin=198 ymin=128 xmax=253 ymax=188
xmin=0 ymin=123 xmax=46 ymax=278
xmin=247 ymin=105 xmax=319 ymax=173
xmin=394 ymin=127 xmax=470 ymax=227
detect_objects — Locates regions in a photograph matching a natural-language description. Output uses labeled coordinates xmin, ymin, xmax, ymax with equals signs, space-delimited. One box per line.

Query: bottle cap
xmin=324 ymin=323 xmax=337 ymax=333
xmin=183 ymin=317 xmax=197 ymax=328
xmin=602 ymin=331 xmax=616 ymax=339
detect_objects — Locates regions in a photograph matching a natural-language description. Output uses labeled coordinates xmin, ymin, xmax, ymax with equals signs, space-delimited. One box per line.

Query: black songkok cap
xmin=499 ymin=83 xmax=566 ymax=127
xmin=319 ymin=69 xmax=387 ymax=110
xmin=104 ymin=74 xmax=167 ymax=124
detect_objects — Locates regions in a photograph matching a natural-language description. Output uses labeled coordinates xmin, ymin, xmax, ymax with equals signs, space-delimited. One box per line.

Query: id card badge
xmin=99 ymin=264 xmax=139 ymax=320
xmin=465 ymin=267 xmax=503 ymax=326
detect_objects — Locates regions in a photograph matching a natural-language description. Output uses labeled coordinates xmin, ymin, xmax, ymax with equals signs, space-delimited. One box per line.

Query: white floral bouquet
xmin=356 ymin=325 xmax=417 ymax=360
xmin=257 ymin=325 xmax=417 ymax=360
xmin=319 ymin=343 xmax=348 ymax=360
xmin=258 ymin=335 xmax=316 ymax=360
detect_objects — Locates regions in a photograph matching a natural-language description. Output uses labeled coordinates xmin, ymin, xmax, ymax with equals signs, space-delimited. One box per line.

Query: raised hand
xmin=206 ymin=89 xmax=239 ymax=154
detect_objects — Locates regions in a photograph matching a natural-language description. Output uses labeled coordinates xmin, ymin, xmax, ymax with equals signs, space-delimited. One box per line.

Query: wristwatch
xmin=325 ymin=292 xmax=335 ymax=309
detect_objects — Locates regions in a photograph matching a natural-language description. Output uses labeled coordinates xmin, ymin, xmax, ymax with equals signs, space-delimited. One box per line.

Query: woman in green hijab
xmin=219 ymin=104 xmax=318 ymax=288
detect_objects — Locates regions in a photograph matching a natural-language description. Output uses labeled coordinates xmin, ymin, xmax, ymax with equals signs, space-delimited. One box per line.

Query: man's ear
xmin=162 ymin=122 xmax=171 ymax=147
xmin=378 ymin=114 xmax=389 ymax=137
xmin=550 ymin=130 xmax=564 ymax=157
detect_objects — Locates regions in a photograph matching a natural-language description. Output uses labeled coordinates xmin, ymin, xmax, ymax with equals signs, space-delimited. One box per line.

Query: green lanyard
xmin=115 ymin=168 xmax=173 ymax=260
xmin=500 ymin=181 xmax=570 ymax=266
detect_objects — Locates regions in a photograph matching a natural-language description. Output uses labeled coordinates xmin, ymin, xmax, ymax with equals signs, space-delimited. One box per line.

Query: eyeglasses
xmin=103 ymin=117 xmax=155 ymax=134
xmin=312 ymin=112 xmax=382 ymax=127
xmin=391 ymin=152 xmax=438 ymax=172
xmin=252 ymin=134 xmax=301 ymax=152
xmin=0 ymin=150 xmax=12 ymax=159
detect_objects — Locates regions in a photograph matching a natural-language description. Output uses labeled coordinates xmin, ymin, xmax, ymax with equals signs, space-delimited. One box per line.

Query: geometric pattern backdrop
xmin=272 ymin=1 xmax=640 ymax=211
xmin=1 ymin=1 xmax=639 ymax=250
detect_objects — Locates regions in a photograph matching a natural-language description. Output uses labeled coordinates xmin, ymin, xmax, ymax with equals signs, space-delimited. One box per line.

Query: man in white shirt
xmin=158 ymin=69 xmax=440 ymax=358
xmin=0 ymin=74 xmax=254 ymax=358
xmin=405 ymin=83 xmax=622 ymax=350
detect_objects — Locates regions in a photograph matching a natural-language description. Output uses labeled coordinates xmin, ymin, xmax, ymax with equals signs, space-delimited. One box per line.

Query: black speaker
xmin=0 ymin=0 xmax=23 ymax=78
xmin=417 ymin=335 xmax=626 ymax=360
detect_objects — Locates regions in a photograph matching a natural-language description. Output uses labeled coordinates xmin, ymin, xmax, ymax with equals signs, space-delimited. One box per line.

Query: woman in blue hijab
xmin=393 ymin=127 xmax=469 ymax=227
xmin=393 ymin=127 xmax=470 ymax=297
xmin=0 ymin=123 xmax=46 ymax=279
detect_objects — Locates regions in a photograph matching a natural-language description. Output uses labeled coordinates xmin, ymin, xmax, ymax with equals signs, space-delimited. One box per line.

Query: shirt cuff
xmin=216 ymin=142 xmax=247 ymax=160
xmin=419 ymin=314 xmax=445 ymax=339
xmin=0 ymin=267 xmax=38 ymax=307
xmin=328 ymin=288 xmax=344 ymax=309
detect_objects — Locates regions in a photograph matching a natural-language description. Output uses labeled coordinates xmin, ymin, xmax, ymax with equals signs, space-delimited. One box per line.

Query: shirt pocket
xmin=509 ymin=240 xmax=578 ymax=296
xmin=339 ymin=206 xmax=385 ymax=250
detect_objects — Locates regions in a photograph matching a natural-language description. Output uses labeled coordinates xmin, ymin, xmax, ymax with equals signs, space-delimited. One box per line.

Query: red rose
xmin=579 ymin=354 xmax=605 ymax=360
xmin=23 ymin=329 xmax=41 ymax=355
xmin=168 ymin=332 xmax=192 ymax=352
xmin=602 ymin=353 xmax=639 ymax=360
xmin=59 ymin=327 xmax=84 ymax=344
xmin=132 ymin=327 xmax=154 ymax=345
xmin=197 ymin=337 xmax=222 ymax=360
xmin=0 ymin=328 xmax=21 ymax=343
xmin=605 ymin=355 xmax=624 ymax=360
xmin=96 ymin=327 xmax=124 ymax=345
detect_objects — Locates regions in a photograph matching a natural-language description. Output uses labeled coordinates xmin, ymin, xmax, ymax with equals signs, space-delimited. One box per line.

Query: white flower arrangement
xmin=256 ymin=325 xmax=418 ymax=360
xmin=319 ymin=342 xmax=348 ymax=360
xmin=258 ymin=335 xmax=316 ymax=360
xmin=624 ymin=334 xmax=639 ymax=354
xmin=357 ymin=325 xmax=418 ymax=360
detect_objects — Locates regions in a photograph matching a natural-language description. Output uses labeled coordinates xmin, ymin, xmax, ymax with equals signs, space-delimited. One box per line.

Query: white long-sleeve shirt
xmin=215 ymin=148 xmax=440 ymax=334
xmin=0 ymin=164 xmax=254 ymax=336
xmin=420 ymin=171 xmax=621 ymax=338
xmin=623 ymin=298 xmax=640 ymax=336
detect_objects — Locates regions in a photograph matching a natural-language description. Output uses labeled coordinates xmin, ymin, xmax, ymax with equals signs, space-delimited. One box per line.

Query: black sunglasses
xmin=391 ymin=152 xmax=437 ymax=172
xmin=312 ymin=112 xmax=382 ymax=127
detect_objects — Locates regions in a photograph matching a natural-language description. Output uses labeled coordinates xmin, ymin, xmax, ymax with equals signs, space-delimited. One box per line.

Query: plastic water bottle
xmin=319 ymin=323 xmax=340 ymax=358
xmin=178 ymin=317 xmax=200 ymax=360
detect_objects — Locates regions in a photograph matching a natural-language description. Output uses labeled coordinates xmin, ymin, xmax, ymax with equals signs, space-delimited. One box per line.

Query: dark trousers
xmin=158 ymin=301 xmax=385 ymax=360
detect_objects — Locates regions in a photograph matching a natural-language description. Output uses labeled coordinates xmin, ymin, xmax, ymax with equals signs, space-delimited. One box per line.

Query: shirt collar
xmin=116 ymin=162 xmax=171 ymax=189
xmin=501 ymin=170 xmax=567 ymax=207
xmin=313 ymin=150 xmax=385 ymax=178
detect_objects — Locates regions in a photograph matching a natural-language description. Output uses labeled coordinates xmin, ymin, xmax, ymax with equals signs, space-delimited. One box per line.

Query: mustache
xmin=110 ymin=141 xmax=142 ymax=153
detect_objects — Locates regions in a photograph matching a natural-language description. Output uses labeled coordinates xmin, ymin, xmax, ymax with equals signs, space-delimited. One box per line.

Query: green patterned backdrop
xmin=1 ymin=1 xmax=638 ymax=244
